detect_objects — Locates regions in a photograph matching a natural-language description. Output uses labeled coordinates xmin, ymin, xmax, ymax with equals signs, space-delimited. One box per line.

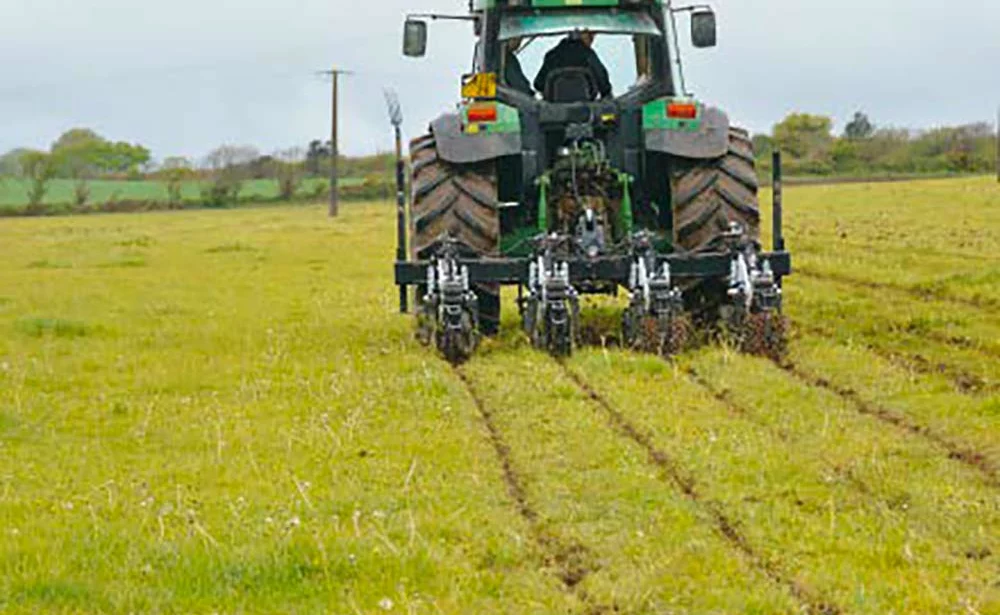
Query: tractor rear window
xmin=509 ymin=34 xmax=646 ymax=100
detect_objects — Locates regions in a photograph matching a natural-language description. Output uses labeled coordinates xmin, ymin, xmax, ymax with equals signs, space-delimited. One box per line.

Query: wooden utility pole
xmin=320 ymin=68 xmax=353 ymax=217
xmin=996 ymin=105 xmax=1000 ymax=183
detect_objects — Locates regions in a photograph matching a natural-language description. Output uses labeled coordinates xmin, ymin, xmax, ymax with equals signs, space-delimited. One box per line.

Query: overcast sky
xmin=1 ymin=0 xmax=998 ymax=161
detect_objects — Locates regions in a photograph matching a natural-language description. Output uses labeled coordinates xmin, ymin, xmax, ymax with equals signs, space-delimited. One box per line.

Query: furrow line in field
xmin=791 ymin=321 xmax=998 ymax=395
xmin=683 ymin=366 xmax=880 ymax=500
xmin=789 ymin=234 xmax=997 ymax=265
xmin=679 ymin=366 xmax=793 ymax=442
xmin=558 ymin=363 xmax=842 ymax=615
xmin=775 ymin=362 xmax=1000 ymax=490
xmin=797 ymin=267 xmax=1000 ymax=313
xmin=902 ymin=327 xmax=1000 ymax=360
xmin=795 ymin=272 xmax=1000 ymax=360
xmin=453 ymin=368 xmax=608 ymax=611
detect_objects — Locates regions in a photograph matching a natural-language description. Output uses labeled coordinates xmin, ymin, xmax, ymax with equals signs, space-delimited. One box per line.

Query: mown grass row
xmin=569 ymin=347 xmax=999 ymax=614
xmin=784 ymin=176 xmax=1000 ymax=307
xmin=463 ymin=351 xmax=800 ymax=613
xmin=0 ymin=205 xmax=572 ymax=613
xmin=1 ymin=177 xmax=998 ymax=613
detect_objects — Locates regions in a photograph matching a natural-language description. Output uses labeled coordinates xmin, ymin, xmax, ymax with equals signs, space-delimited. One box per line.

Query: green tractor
xmin=394 ymin=0 xmax=790 ymax=363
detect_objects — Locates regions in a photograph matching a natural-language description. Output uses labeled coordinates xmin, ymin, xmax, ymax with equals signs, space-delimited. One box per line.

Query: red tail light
xmin=667 ymin=102 xmax=698 ymax=120
xmin=467 ymin=103 xmax=498 ymax=123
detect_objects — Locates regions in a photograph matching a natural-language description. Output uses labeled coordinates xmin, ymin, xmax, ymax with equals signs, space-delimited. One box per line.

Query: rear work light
xmin=467 ymin=103 xmax=498 ymax=123
xmin=667 ymin=102 xmax=698 ymax=120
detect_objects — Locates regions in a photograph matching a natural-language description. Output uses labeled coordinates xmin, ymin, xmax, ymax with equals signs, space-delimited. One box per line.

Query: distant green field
xmin=0 ymin=177 xmax=365 ymax=207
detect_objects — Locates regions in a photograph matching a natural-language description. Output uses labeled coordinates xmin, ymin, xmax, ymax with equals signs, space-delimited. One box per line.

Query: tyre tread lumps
xmin=671 ymin=127 xmax=761 ymax=253
xmin=410 ymin=133 xmax=502 ymax=335
xmin=411 ymin=135 xmax=499 ymax=258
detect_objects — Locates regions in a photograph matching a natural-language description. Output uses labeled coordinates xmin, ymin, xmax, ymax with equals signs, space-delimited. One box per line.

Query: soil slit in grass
xmin=683 ymin=367 xmax=791 ymax=442
xmin=795 ymin=276 xmax=1000 ymax=360
xmin=777 ymin=362 xmax=1000 ymax=490
xmin=559 ymin=363 xmax=842 ymax=615
xmin=453 ymin=368 xmax=607 ymax=604
xmin=792 ymin=321 xmax=997 ymax=395
xmin=684 ymin=366 xmax=882 ymax=499
xmin=797 ymin=267 xmax=1000 ymax=313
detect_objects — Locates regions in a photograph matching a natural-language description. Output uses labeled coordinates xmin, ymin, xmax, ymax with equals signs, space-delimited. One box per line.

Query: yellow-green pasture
xmin=0 ymin=177 xmax=998 ymax=613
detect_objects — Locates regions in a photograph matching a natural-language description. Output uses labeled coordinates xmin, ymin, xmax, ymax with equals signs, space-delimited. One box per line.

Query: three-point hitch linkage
xmin=398 ymin=154 xmax=790 ymax=365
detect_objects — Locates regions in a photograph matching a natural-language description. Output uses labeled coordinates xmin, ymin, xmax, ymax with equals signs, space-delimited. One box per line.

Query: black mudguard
xmin=644 ymin=106 xmax=730 ymax=160
xmin=431 ymin=113 xmax=522 ymax=165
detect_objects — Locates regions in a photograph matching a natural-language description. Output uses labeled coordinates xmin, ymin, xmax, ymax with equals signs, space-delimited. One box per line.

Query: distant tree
xmin=759 ymin=115 xmax=994 ymax=177
xmin=73 ymin=179 xmax=91 ymax=207
xmin=773 ymin=114 xmax=834 ymax=161
xmin=341 ymin=151 xmax=394 ymax=178
xmin=161 ymin=157 xmax=194 ymax=207
xmin=202 ymin=145 xmax=259 ymax=207
xmin=857 ymin=127 xmax=913 ymax=172
xmin=20 ymin=151 xmax=56 ymax=207
xmin=204 ymin=145 xmax=259 ymax=171
xmin=751 ymin=134 xmax=774 ymax=159
xmin=844 ymin=111 xmax=875 ymax=140
xmin=105 ymin=142 xmax=152 ymax=175
xmin=245 ymin=155 xmax=274 ymax=180
xmin=51 ymin=128 xmax=105 ymax=179
xmin=306 ymin=139 xmax=332 ymax=176
xmin=52 ymin=139 xmax=99 ymax=207
xmin=309 ymin=179 xmax=329 ymax=200
xmin=51 ymin=128 xmax=103 ymax=153
xmin=271 ymin=148 xmax=305 ymax=200
xmin=0 ymin=148 xmax=30 ymax=176
xmin=50 ymin=128 xmax=151 ymax=177
xmin=934 ymin=123 xmax=993 ymax=173
xmin=830 ymin=139 xmax=861 ymax=173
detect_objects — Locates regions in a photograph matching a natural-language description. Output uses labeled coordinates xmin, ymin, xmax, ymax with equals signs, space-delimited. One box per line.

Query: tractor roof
xmin=499 ymin=10 xmax=660 ymax=40
xmin=473 ymin=0 xmax=665 ymax=11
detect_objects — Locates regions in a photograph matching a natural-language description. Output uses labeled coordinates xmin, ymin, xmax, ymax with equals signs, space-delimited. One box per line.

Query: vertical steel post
xmin=772 ymin=150 xmax=784 ymax=252
xmin=395 ymin=125 xmax=408 ymax=313
xmin=385 ymin=89 xmax=407 ymax=313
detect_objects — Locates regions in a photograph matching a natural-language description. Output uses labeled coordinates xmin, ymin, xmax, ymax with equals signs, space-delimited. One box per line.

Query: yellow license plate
xmin=461 ymin=73 xmax=497 ymax=100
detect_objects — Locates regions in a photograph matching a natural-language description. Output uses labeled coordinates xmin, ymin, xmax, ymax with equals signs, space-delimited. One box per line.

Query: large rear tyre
xmin=670 ymin=127 xmax=761 ymax=317
xmin=410 ymin=134 xmax=501 ymax=335
xmin=671 ymin=127 xmax=760 ymax=252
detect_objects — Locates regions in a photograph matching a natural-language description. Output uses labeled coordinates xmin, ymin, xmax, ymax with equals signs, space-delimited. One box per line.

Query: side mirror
xmin=691 ymin=10 xmax=717 ymax=48
xmin=403 ymin=19 xmax=428 ymax=57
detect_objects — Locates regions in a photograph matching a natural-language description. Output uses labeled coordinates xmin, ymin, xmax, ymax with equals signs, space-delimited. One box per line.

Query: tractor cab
xmin=403 ymin=1 xmax=720 ymax=228
xmin=395 ymin=0 xmax=791 ymax=364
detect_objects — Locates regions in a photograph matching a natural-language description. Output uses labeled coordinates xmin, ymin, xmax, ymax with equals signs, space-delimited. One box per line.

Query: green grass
xmin=0 ymin=177 xmax=364 ymax=207
xmin=1 ymin=177 xmax=999 ymax=612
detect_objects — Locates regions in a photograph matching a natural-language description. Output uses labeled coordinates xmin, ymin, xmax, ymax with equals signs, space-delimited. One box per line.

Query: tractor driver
xmin=503 ymin=37 xmax=534 ymax=97
xmin=533 ymin=30 xmax=613 ymax=101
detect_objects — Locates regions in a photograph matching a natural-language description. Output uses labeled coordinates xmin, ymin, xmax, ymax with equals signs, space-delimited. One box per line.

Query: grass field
xmin=1 ymin=177 xmax=998 ymax=613
xmin=0 ymin=177 xmax=364 ymax=207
